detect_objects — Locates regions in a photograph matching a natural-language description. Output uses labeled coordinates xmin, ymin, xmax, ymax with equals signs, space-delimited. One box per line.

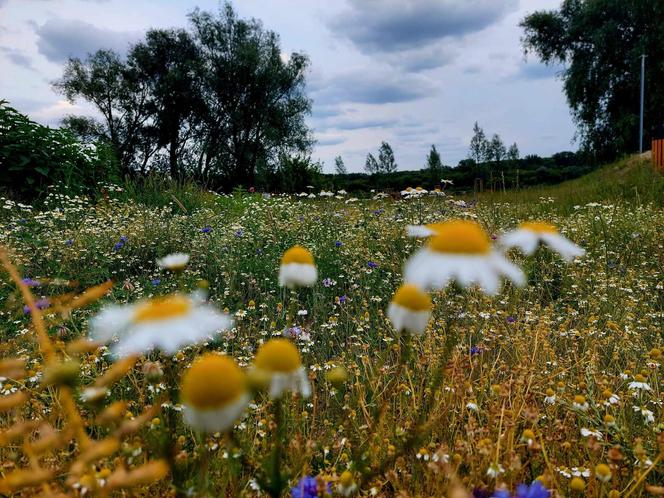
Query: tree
xmin=189 ymin=3 xmax=312 ymax=187
xmin=469 ymin=122 xmax=488 ymax=164
xmin=378 ymin=141 xmax=397 ymax=173
xmin=507 ymin=142 xmax=520 ymax=162
xmin=425 ymin=144 xmax=443 ymax=183
xmin=364 ymin=153 xmax=379 ymax=175
xmin=334 ymin=155 xmax=347 ymax=175
xmin=54 ymin=49 xmax=153 ymax=173
xmin=521 ymin=0 xmax=664 ymax=159
xmin=128 ymin=28 xmax=202 ymax=179
xmin=488 ymin=134 xmax=506 ymax=165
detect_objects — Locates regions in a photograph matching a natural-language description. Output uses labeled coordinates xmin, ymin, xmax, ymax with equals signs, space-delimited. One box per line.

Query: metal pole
xmin=639 ymin=54 xmax=646 ymax=153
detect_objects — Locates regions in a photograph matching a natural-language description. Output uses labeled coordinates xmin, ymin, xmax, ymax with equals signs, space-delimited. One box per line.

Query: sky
xmin=0 ymin=0 xmax=575 ymax=173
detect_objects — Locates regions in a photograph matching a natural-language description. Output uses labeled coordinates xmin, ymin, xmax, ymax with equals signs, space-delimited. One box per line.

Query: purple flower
xmin=335 ymin=241 xmax=343 ymax=248
xmin=506 ymin=316 xmax=516 ymax=323
xmin=21 ymin=278 xmax=41 ymax=287
xmin=490 ymin=490 xmax=511 ymax=498
xmin=470 ymin=346 xmax=484 ymax=356
xmin=65 ymin=239 xmax=74 ymax=246
xmin=151 ymin=279 xmax=161 ymax=286
xmin=234 ymin=229 xmax=244 ymax=238
xmin=367 ymin=261 xmax=378 ymax=269
xmin=119 ymin=235 xmax=128 ymax=243
xmin=322 ymin=278 xmax=334 ymax=288
xmin=23 ymin=298 xmax=50 ymax=314
xmin=290 ymin=476 xmax=330 ymax=498
xmin=515 ymin=481 xmax=550 ymax=498
xmin=338 ymin=295 xmax=347 ymax=304
xmin=200 ymin=226 xmax=212 ymax=233
xmin=373 ymin=209 xmax=384 ymax=216
xmin=113 ymin=242 xmax=124 ymax=251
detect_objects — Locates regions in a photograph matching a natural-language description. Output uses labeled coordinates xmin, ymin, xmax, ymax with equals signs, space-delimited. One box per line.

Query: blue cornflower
xmin=23 ymin=298 xmax=50 ymax=314
xmin=21 ymin=278 xmax=41 ymax=287
xmin=506 ymin=316 xmax=517 ymax=323
xmin=113 ymin=241 xmax=124 ymax=251
xmin=490 ymin=489 xmax=511 ymax=498
xmin=322 ymin=278 xmax=334 ymax=288
xmin=470 ymin=346 xmax=484 ymax=356
xmin=119 ymin=235 xmax=128 ymax=243
xmin=151 ymin=279 xmax=161 ymax=286
xmin=200 ymin=226 xmax=212 ymax=233
xmin=290 ymin=476 xmax=330 ymax=498
xmin=234 ymin=229 xmax=244 ymax=237
xmin=335 ymin=241 xmax=343 ymax=248
xmin=367 ymin=261 xmax=378 ymax=269
xmin=373 ymin=209 xmax=384 ymax=216
xmin=515 ymin=481 xmax=550 ymax=498
xmin=338 ymin=295 xmax=347 ymax=304
xmin=65 ymin=239 xmax=74 ymax=246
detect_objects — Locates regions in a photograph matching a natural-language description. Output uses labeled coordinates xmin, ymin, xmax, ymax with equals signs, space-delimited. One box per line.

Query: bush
xmin=0 ymin=101 xmax=118 ymax=199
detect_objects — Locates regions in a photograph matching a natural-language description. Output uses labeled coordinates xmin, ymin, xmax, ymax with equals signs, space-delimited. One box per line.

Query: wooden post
xmin=653 ymin=123 xmax=664 ymax=172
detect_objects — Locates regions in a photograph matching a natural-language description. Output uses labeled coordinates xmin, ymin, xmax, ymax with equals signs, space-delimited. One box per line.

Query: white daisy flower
xmin=403 ymin=220 xmax=525 ymax=295
xmin=386 ymin=284 xmax=432 ymax=336
xmin=337 ymin=471 xmax=358 ymax=497
xmin=181 ymin=354 xmax=249 ymax=433
xmin=278 ymin=246 xmax=317 ymax=288
xmin=572 ymin=395 xmax=589 ymax=411
xmin=89 ymin=293 xmax=233 ymax=357
xmin=544 ymin=388 xmax=556 ymax=404
xmin=486 ymin=463 xmax=504 ymax=478
xmin=498 ymin=221 xmax=585 ymax=261
xmin=633 ymin=406 xmax=655 ymax=424
xmin=406 ymin=222 xmax=449 ymax=238
xmin=253 ymin=339 xmax=310 ymax=398
xmin=580 ymin=428 xmax=603 ymax=439
xmin=628 ymin=374 xmax=651 ymax=391
xmin=156 ymin=252 xmax=190 ymax=271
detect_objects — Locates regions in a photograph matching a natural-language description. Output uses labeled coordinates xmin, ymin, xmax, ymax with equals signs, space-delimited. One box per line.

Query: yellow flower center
xmin=181 ymin=354 xmax=246 ymax=410
xmin=133 ymin=295 xmax=191 ymax=323
xmin=339 ymin=471 xmax=354 ymax=488
xmin=519 ymin=221 xmax=558 ymax=233
xmin=595 ymin=464 xmax=611 ymax=477
xmin=391 ymin=284 xmax=432 ymax=311
xmin=427 ymin=220 xmax=491 ymax=254
xmin=254 ymin=338 xmax=302 ymax=373
xmin=415 ymin=186 xmax=424 ymax=191
xmin=281 ymin=246 xmax=314 ymax=265
xmin=573 ymin=395 xmax=586 ymax=404
xmin=634 ymin=374 xmax=646 ymax=383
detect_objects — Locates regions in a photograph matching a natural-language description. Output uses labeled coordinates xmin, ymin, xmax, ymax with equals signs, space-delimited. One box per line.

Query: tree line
xmin=55 ymin=3 xmax=314 ymax=190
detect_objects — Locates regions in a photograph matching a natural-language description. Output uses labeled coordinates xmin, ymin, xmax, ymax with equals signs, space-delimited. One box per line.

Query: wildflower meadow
xmin=0 ymin=157 xmax=662 ymax=497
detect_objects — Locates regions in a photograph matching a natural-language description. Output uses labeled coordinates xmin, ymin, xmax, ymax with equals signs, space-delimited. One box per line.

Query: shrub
xmin=0 ymin=101 xmax=118 ymax=199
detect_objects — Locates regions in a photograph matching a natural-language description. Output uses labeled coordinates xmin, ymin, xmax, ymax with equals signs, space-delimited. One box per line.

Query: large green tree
xmin=521 ymin=0 xmax=664 ymax=159
xmin=188 ymin=4 xmax=312 ymax=187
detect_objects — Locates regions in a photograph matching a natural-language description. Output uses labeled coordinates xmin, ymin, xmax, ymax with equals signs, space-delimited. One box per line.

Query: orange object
xmin=653 ymin=138 xmax=664 ymax=171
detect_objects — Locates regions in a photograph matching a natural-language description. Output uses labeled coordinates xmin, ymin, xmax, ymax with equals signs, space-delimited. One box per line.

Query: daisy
xmin=386 ymin=284 xmax=432 ymax=335
xmin=572 ymin=395 xmax=589 ymax=412
xmin=406 ymin=222 xmax=449 ymax=238
xmin=595 ymin=464 xmax=612 ymax=483
xmin=628 ymin=374 xmax=651 ymax=391
xmin=498 ymin=221 xmax=585 ymax=261
xmin=400 ymin=187 xmax=414 ymax=196
xmin=580 ymin=428 xmax=603 ymax=439
xmin=544 ymin=388 xmax=556 ymax=404
xmin=278 ymin=246 xmax=317 ymax=288
xmin=337 ymin=471 xmax=357 ymax=497
xmin=89 ymin=293 xmax=233 ymax=357
xmin=181 ymin=353 xmax=249 ymax=433
xmin=156 ymin=253 xmax=190 ymax=271
xmin=253 ymin=339 xmax=311 ymax=398
xmin=403 ymin=220 xmax=525 ymax=295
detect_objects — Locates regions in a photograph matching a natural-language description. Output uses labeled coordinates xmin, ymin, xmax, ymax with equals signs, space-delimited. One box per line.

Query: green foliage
xmin=521 ymin=0 xmax=664 ymax=160
xmin=0 ymin=101 xmax=118 ymax=199
xmin=53 ymin=2 xmax=312 ymax=189
xmin=334 ymin=155 xmax=347 ymax=175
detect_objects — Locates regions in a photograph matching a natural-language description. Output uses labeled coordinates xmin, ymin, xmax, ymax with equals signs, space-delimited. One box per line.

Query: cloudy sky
xmin=0 ymin=0 xmax=574 ymax=172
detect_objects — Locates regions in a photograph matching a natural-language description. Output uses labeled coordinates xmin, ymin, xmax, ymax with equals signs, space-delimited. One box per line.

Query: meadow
xmin=0 ymin=157 xmax=662 ymax=497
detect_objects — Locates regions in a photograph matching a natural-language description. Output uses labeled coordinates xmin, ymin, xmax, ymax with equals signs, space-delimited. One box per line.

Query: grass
xmin=0 ymin=155 xmax=662 ymax=497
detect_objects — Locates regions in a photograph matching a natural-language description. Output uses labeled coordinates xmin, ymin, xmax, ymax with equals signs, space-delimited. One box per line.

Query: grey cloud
xmin=312 ymin=71 xmax=436 ymax=105
xmin=317 ymin=136 xmax=346 ymax=146
xmin=35 ymin=19 xmax=142 ymax=63
xmin=1 ymin=47 xmax=35 ymax=69
xmin=516 ymin=62 xmax=563 ymax=80
xmin=330 ymin=0 xmax=518 ymax=54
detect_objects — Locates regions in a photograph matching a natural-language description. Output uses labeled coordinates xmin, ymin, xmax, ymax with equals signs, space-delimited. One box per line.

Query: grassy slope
xmin=476 ymin=155 xmax=664 ymax=212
